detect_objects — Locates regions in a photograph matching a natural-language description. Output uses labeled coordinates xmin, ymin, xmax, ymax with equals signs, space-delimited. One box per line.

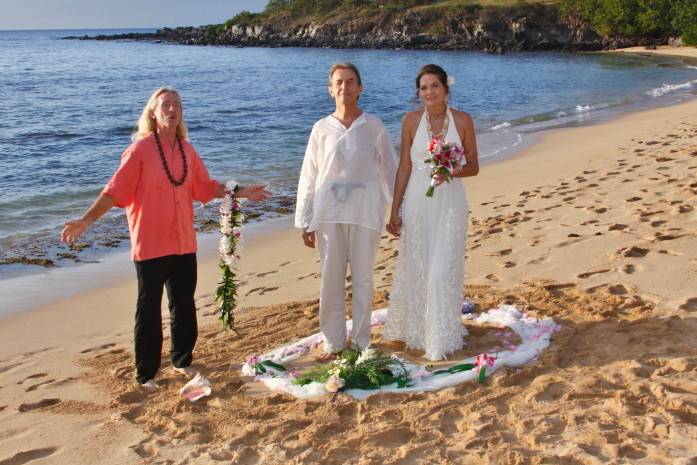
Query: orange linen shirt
xmin=103 ymin=134 xmax=219 ymax=262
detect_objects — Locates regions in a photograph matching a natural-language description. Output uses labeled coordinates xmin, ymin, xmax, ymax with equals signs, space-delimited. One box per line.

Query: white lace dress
xmin=383 ymin=108 xmax=469 ymax=360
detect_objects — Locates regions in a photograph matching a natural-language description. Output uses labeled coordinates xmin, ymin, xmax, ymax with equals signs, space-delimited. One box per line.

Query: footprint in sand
xmin=657 ymin=249 xmax=682 ymax=256
xmin=18 ymin=398 xmax=61 ymax=412
xmin=618 ymin=246 xmax=649 ymax=258
xmin=130 ymin=442 xmax=158 ymax=459
xmin=607 ymin=284 xmax=628 ymax=295
xmin=527 ymin=379 xmax=571 ymax=403
xmin=577 ymin=269 xmax=611 ymax=279
xmin=259 ymin=287 xmax=279 ymax=295
xmin=25 ymin=379 xmax=57 ymax=392
xmin=17 ymin=373 xmax=48 ymax=385
xmin=635 ymin=208 xmax=656 ymax=217
xmin=485 ymin=274 xmax=500 ymax=283
xmin=95 ymin=348 xmax=126 ymax=359
xmin=0 ymin=447 xmax=59 ymax=465
xmin=245 ymin=287 xmax=265 ymax=296
xmin=620 ymin=264 xmax=636 ymax=274
xmin=653 ymin=232 xmax=689 ymax=242
xmin=626 ymin=196 xmax=642 ymax=202
xmin=608 ymin=223 xmax=627 ymax=231
xmin=256 ymin=270 xmax=278 ymax=278
xmin=0 ymin=362 xmax=23 ymax=374
xmin=678 ymin=298 xmax=697 ymax=312
xmin=80 ymin=343 xmax=116 ymax=354
xmin=486 ymin=248 xmax=512 ymax=257
xmin=112 ymin=366 xmax=132 ymax=380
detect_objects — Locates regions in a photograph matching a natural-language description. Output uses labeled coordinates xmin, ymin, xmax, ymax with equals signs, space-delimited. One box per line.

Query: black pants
xmin=134 ymin=253 xmax=198 ymax=384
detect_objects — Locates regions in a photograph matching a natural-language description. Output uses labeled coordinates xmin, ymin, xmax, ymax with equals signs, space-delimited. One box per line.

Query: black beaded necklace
xmin=153 ymin=131 xmax=188 ymax=187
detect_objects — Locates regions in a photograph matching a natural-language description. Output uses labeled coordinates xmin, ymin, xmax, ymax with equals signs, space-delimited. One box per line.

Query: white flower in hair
xmin=447 ymin=76 xmax=455 ymax=86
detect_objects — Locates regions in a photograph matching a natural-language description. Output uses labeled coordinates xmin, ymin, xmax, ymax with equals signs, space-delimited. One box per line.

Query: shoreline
xmin=0 ymin=215 xmax=304 ymax=318
xmin=2 ymin=84 xmax=696 ymax=464
xmin=4 ymin=92 xmax=697 ymax=328
xmin=610 ymin=44 xmax=697 ymax=60
xmin=4 ymin=56 xmax=697 ymax=295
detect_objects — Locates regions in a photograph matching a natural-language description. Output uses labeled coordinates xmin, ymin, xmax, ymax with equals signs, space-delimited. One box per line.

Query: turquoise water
xmin=1 ymin=29 xmax=697 ymax=278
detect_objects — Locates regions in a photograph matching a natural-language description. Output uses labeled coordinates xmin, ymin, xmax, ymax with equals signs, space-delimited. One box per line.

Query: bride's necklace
xmin=153 ymin=131 xmax=188 ymax=187
xmin=426 ymin=109 xmax=449 ymax=140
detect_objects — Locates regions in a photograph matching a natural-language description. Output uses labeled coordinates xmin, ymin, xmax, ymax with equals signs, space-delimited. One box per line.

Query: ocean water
xmin=1 ymin=29 xmax=697 ymax=282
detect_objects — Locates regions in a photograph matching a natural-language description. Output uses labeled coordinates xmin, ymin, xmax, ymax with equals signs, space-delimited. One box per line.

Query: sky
xmin=0 ymin=0 xmax=269 ymax=30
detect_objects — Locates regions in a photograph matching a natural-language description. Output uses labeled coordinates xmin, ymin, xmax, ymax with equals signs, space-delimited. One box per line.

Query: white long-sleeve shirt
xmin=295 ymin=112 xmax=398 ymax=233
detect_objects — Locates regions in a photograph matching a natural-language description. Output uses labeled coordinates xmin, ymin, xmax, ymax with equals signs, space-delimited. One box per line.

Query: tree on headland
xmin=670 ymin=0 xmax=697 ymax=45
xmin=562 ymin=0 xmax=697 ymax=44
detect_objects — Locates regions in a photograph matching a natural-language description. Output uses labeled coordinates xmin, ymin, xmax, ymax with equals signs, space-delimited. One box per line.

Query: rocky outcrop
xmin=64 ymin=4 xmax=661 ymax=52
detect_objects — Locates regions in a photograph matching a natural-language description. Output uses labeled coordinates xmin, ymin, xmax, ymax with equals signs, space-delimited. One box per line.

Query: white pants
xmin=316 ymin=223 xmax=380 ymax=353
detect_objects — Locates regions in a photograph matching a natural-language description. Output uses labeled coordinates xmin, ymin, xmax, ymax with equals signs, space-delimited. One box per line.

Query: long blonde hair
xmin=134 ymin=87 xmax=189 ymax=141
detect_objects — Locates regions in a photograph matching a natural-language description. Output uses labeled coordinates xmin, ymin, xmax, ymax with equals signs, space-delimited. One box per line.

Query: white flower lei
xmin=216 ymin=180 xmax=245 ymax=331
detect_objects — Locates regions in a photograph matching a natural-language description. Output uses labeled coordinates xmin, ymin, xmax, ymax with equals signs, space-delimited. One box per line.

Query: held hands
xmin=386 ymin=213 xmax=402 ymax=237
xmin=60 ymin=219 xmax=89 ymax=244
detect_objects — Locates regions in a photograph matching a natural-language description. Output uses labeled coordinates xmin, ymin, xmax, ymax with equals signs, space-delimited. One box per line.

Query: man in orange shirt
xmin=61 ymin=87 xmax=270 ymax=390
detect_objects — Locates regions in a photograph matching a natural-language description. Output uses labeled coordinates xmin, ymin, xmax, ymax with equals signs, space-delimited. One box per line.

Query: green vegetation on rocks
xmin=68 ymin=0 xmax=696 ymax=50
xmin=561 ymin=0 xmax=697 ymax=44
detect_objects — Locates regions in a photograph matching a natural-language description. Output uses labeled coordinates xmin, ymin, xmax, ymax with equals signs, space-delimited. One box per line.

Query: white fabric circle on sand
xmin=241 ymin=305 xmax=560 ymax=400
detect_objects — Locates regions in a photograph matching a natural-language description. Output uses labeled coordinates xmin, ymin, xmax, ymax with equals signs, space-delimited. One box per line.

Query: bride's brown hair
xmin=415 ymin=64 xmax=449 ymax=96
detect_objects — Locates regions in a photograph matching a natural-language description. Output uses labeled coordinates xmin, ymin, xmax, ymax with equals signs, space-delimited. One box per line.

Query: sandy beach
xmin=2 ymin=87 xmax=697 ymax=464
xmin=612 ymin=45 xmax=697 ymax=60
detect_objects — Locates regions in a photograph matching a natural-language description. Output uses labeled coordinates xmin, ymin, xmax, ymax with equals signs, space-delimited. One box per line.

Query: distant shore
xmin=61 ymin=3 xmax=656 ymax=54
xmin=610 ymin=44 xmax=697 ymax=60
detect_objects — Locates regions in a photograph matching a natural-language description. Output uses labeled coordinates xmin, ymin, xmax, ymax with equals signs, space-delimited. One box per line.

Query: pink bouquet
xmin=424 ymin=137 xmax=465 ymax=197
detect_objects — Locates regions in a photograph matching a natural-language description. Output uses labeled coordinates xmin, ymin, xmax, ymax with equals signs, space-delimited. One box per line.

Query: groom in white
xmin=295 ymin=62 xmax=398 ymax=356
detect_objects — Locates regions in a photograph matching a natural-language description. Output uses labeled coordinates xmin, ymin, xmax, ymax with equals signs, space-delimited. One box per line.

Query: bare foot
xmin=139 ymin=379 xmax=159 ymax=392
xmin=172 ymin=366 xmax=198 ymax=377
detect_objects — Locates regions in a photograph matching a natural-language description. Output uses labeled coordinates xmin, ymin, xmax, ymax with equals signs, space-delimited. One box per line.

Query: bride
xmin=383 ymin=64 xmax=480 ymax=361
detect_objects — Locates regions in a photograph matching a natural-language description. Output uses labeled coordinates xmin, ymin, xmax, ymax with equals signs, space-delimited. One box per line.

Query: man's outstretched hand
xmin=60 ymin=219 xmax=88 ymax=244
xmin=236 ymin=184 xmax=272 ymax=202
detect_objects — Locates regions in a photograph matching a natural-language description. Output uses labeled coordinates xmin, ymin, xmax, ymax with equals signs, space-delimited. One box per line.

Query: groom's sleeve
xmin=295 ymin=126 xmax=319 ymax=230
xmin=377 ymin=125 xmax=398 ymax=205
